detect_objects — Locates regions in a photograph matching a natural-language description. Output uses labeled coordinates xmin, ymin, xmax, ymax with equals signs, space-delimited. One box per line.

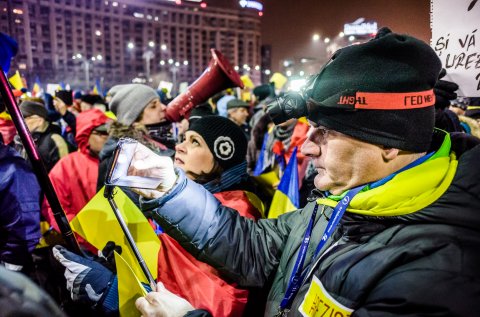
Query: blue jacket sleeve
xmin=0 ymin=147 xmax=41 ymax=266
xmin=140 ymin=169 xmax=296 ymax=287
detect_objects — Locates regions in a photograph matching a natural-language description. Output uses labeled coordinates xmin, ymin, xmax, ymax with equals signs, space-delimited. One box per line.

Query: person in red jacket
xmin=43 ymin=108 xmax=110 ymax=232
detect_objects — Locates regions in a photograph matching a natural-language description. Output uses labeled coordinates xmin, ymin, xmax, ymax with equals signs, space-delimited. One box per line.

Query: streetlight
xmin=143 ymin=50 xmax=155 ymax=82
xmin=312 ymin=33 xmax=320 ymax=41
xmin=72 ymin=53 xmax=97 ymax=90
xmin=159 ymin=58 xmax=189 ymax=96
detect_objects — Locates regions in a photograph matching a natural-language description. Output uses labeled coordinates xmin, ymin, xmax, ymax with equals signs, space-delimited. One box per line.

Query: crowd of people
xmin=1 ymin=27 xmax=480 ymax=317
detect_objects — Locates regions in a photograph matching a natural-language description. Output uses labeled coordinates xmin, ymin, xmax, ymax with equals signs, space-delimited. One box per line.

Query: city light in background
xmin=2 ymin=0 xmax=430 ymax=93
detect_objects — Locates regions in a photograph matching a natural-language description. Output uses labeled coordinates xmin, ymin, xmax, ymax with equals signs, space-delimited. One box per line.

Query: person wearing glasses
xmin=64 ymin=28 xmax=480 ymax=316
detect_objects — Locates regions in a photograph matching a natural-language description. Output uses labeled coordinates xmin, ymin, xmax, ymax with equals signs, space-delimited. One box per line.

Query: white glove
xmin=135 ymin=282 xmax=194 ymax=317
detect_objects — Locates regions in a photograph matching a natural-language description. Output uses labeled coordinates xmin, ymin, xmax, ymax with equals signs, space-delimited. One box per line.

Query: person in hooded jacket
xmin=43 ymin=108 xmax=110 ymax=233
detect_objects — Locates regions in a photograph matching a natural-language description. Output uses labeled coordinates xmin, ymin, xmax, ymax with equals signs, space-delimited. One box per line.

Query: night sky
xmin=211 ymin=0 xmax=431 ymax=71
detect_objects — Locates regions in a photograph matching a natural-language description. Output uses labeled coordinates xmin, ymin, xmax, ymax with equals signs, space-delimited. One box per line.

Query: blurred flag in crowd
xmin=270 ymin=72 xmax=288 ymax=90
xmin=56 ymin=81 xmax=66 ymax=91
xmin=252 ymin=131 xmax=279 ymax=197
xmin=0 ymin=32 xmax=18 ymax=73
xmin=32 ymin=76 xmax=42 ymax=97
xmin=92 ymin=78 xmax=102 ymax=96
xmin=268 ymin=147 xmax=299 ymax=218
xmin=240 ymin=75 xmax=254 ymax=89
xmin=9 ymin=70 xmax=24 ymax=90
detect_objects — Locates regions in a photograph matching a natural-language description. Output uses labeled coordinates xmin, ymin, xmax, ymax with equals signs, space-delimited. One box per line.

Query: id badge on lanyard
xmin=276 ymin=184 xmax=365 ymax=316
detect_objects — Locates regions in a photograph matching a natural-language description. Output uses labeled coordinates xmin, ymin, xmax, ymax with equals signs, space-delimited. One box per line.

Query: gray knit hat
xmin=19 ymin=101 xmax=48 ymax=120
xmin=108 ymin=84 xmax=159 ymax=126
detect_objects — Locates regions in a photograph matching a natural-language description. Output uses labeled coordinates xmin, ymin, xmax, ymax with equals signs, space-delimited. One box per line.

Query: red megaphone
xmin=165 ymin=49 xmax=244 ymax=122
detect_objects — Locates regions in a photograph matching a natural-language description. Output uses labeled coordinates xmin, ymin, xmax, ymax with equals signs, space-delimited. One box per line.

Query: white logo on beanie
xmin=214 ymin=136 xmax=235 ymax=160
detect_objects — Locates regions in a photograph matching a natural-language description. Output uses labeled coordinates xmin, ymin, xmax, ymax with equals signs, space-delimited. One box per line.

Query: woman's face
xmin=174 ymin=131 xmax=215 ymax=180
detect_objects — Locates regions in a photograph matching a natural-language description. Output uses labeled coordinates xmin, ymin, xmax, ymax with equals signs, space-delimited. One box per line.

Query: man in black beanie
xmin=61 ymin=28 xmax=480 ymax=316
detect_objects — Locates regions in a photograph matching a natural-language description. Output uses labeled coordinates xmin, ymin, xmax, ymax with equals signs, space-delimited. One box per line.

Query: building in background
xmin=280 ymin=17 xmax=378 ymax=91
xmin=1 ymin=0 xmax=264 ymax=92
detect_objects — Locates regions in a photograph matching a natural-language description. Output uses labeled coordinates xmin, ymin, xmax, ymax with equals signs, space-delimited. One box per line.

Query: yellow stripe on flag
xmin=115 ymin=251 xmax=148 ymax=317
xmin=270 ymin=72 xmax=288 ymax=90
xmin=240 ymin=75 xmax=254 ymax=89
xmin=9 ymin=70 xmax=24 ymax=90
xmin=268 ymin=190 xmax=297 ymax=219
xmin=70 ymin=187 xmax=160 ymax=283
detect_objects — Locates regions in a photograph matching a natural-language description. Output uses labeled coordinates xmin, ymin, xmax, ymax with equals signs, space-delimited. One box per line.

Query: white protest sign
xmin=431 ymin=0 xmax=480 ymax=96
xmin=46 ymin=83 xmax=58 ymax=96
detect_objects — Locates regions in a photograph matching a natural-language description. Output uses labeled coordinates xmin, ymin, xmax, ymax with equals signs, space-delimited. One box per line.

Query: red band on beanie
xmin=337 ymin=89 xmax=435 ymax=110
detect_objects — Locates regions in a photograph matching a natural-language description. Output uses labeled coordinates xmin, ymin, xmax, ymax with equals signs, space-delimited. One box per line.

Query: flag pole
xmin=104 ymin=185 xmax=157 ymax=291
xmin=0 ymin=67 xmax=82 ymax=254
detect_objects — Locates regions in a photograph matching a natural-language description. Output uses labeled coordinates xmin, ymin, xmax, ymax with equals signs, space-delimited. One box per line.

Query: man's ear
xmin=381 ymin=147 xmax=400 ymax=162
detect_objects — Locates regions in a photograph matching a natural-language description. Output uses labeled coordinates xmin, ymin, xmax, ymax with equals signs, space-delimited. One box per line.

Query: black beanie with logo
xmin=306 ymin=27 xmax=442 ymax=152
xmin=188 ymin=115 xmax=247 ymax=171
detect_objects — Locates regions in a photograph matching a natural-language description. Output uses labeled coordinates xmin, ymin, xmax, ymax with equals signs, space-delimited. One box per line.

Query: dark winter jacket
xmin=141 ymin=130 xmax=480 ymax=316
xmin=14 ymin=122 xmax=70 ymax=172
xmin=0 ymin=142 xmax=41 ymax=266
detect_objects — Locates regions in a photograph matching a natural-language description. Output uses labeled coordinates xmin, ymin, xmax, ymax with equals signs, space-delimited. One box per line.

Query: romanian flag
xmin=268 ymin=147 xmax=299 ymax=219
xmin=32 ymin=76 xmax=42 ymax=96
xmin=0 ymin=32 xmax=18 ymax=73
xmin=252 ymin=131 xmax=279 ymax=197
xmin=92 ymin=79 xmax=102 ymax=96
xmin=57 ymin=81 xmax=66 ymax=91
xmin=9 ymin=70 xmax=24 ymax=90
xmin=70 ymin=187 xmax=160 ymax=317
xmin=253 ymin=132 xmax=269 ymax=176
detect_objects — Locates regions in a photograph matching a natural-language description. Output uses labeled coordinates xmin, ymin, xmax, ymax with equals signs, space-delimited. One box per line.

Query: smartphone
xmin=55 ymin=90 xmax=73 ymax=106
xmin=105 ymin=138 xmax=166 ymax=189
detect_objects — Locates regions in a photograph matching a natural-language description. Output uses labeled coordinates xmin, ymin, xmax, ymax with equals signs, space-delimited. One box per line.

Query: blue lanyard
xmin=278 ymin=152 xmax=435 ymax=311
xmin=279 ymin=184 xmax=365 ymax=310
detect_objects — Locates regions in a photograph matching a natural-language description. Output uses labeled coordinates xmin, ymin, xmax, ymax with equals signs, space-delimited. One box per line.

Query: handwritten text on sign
xmin=431 ymin=0 xmax=480 ymax=96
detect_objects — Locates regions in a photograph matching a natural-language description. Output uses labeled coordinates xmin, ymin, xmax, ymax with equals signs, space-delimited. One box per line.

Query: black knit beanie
xmin=188 ymin=102 xmax=214 ymax=123
xmin=189 ymin=115 xmax=247 ymax=170
xmin=306 ymin=27 xmax=442 ymax=152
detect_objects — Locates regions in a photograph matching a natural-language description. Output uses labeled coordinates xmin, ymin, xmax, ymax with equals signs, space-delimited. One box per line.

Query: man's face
xmin=88 ymin=129 xmax=109 ymax=156
xmin=301 ymin=123 xmax=385 ymax=195
xmin=228 ymin=107 xmax=249 ymax=126
xmin=24 ymin=115 xmax=45 ymax=132
xmin=80 ymin=101 xmax=93 ymax=112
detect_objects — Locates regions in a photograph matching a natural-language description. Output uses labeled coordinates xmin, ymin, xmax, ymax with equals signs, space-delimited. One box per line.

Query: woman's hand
xmin=125 ymin=143 xmax=177 ymax=194
xmin=135 ymin=282 xmax=194 ymax=317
